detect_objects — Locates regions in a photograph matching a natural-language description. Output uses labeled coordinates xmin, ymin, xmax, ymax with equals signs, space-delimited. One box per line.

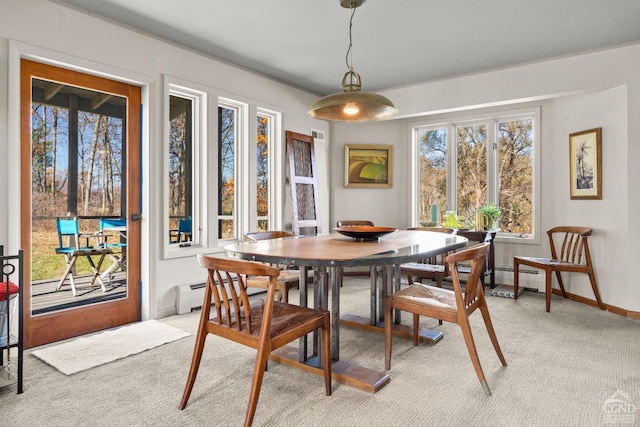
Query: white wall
xmin=0 ymin=0 xmax=330 ymax=319
xmin=1 ymin=0 xmax=639 ymax=316
xmin=332 ymin=44 xmax=640 ymax=312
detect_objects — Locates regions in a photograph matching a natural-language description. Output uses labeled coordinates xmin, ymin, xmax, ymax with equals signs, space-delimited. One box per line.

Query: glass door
xmin=20 ymin=59 xmax=141 ymax=348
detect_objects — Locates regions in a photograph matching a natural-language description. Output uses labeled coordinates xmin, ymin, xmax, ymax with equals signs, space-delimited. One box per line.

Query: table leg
xmin=271 ymin=263 xmax=389 ymax=393
xmin=341 ymin=263 xmax=444 ymax=345
xmin=330 ymin=266 xmax=340 ymax=361
xmin=298 ymin=266 xmax=311 ymax=362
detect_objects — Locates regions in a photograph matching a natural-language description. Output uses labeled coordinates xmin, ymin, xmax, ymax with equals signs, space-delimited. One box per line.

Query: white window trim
xmin=219 ymin=100 xmax=284 ymax=241
xmin=162 ymin=75 xmax=210 ymax=259
xmin=257 ymin=107 xmax=283 ymax=231
xmin=409 ymin=105 xmax=541 ymax=244
xmin=218 ymin=97 xmax=248 ymax=244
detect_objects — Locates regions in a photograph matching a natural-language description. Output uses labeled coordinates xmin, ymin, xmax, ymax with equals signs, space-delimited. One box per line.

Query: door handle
xmin=130 ymin=214 xmax=141 ymax=222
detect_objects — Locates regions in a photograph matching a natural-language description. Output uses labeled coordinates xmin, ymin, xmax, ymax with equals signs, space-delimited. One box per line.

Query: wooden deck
xmin=31 ymin=271 xmax=127 ymax=315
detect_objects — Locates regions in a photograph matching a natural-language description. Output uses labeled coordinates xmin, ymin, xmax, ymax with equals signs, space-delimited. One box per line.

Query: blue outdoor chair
xmin=170 ymin=218 xmax=192 ymax=243
xmin=55 ymin=218 xmax=112 ymax=296
xmin=98 ymin=218 xmax=127 ymax=278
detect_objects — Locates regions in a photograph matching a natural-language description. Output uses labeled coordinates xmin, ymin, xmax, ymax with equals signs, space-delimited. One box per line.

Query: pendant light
xmin=308 ymin=0 xmax=397 ymax=122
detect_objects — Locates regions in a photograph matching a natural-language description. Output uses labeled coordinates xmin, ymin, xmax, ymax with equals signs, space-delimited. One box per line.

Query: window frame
xmin=163 ymin=75 xmax=209 ymax=259
xmin=255 ymin=107 xmax=282 ymax=232
xmin=162 ymin=76 xmax=285 ymax=258
xmin=410 ymin=105 xmax=541 ymax=244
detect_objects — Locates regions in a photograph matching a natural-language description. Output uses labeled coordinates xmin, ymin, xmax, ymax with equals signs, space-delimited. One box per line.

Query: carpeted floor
xmin=2 ymin=277 xmax=639 ymax=426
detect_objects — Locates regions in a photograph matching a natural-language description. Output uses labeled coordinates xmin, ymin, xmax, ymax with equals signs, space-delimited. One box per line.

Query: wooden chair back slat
xmin=447 ymin=243 xmax=488 ymax=309
xmin=549 ymin=227 xmax=592 ymax=265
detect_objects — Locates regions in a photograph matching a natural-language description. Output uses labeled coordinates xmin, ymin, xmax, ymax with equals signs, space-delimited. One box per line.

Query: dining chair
xmin=55 ymin=217 xmax=112 ymax=296
xmin=244 ymin=231 xmax=305 ymax=303
xmin=401 ymin=227 xmax=457 ymax=287
xmin=400 ymin=227 xmax=456 ymax=324
xmin=513 ymin=226 xmax=604 ymax=312
xmin=180 ymin=255 xmax=331 ymax=427
xmin=385 ymin=242 xmax=507 ymax=396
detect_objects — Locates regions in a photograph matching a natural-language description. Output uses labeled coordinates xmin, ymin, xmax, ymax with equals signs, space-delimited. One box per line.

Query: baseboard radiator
xmin=495 ymin=266 xmax=542 ymax=291
xmin=176 ymin=280 xmax=265 ymax=315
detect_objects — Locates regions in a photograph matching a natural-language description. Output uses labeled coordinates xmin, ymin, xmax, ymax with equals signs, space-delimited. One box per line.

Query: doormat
xmin=31 ymin=320 xmax=190 ymax=375
xmin=491 ymin=284 xmax=524 ymax=299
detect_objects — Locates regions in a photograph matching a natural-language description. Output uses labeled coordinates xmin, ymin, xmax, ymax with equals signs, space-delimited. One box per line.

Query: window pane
xmin=31 ymin=78 xmax=126 ymax=282
xmin=498 ymin=119 xmax=533 ymax=234
xmin=456 ymin=124 xmax=487 ymax=228
xmin=169 ymin=95 xmax=192 ymax=242
xmin=418 ymin=128 xmax=447 ymax=225
xmin=78 ymin=112 xmax=123 ymax=217
xmin=218 ymin=106 xmax=235 ymax=239
xmin=256 ymin=114 xmax=269 ymax=231
xmin=31 ymin=104 xmax=70 ymax=217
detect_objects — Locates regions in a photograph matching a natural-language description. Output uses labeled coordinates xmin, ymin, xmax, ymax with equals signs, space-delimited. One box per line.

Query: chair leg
xmin=245 ymin=342 xmax=270 ymax=427
xmin=321 ymin=315 xmax=332 ymax=396
xmin=179 ymin=320 xmax=209 ymax=410
xmin=384 ymin=297 xmax=393 ymax=370
xmin=588 ymin=268 xmax=605 ymax=310
xmin=513 ymin=260 xmax=520 ymax=299
xmin=544 ymin=270 xmax=554 ymax=312
xmin=57 ymin=254 xmax=79 ymax=297
xmin=412 ymin=313 xmax=420 ymax=346
xmin=554 ymin=271 xmax=567 ymax=297
xmin=478 ymin=301 xmax=507 ymax=367
xmin=86 ymin=253 xmax=108 ymax=292
xmin=180 ymin=285 xmax=214 ymax=410
xmin=458 ymin=315 xmax=491 ymax=396
xmin=435 ymin=276 xmax=443 ymax=325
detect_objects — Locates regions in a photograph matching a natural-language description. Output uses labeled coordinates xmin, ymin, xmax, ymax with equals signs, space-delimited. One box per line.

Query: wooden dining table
xmin=224 ymin=229 xmax=468 ymax=393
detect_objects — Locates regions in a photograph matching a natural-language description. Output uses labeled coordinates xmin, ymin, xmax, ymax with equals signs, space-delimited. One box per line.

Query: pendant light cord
xmin=345 ymin=5 xmax=356 ymax=69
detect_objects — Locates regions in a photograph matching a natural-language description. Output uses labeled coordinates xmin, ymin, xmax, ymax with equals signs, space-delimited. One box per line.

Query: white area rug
xmin=31 ymin=320 xmax=191 ymax=375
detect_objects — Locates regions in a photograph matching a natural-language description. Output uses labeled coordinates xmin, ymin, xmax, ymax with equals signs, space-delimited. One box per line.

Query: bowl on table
xmin=334 ymin=226 xmax=398 ymax=241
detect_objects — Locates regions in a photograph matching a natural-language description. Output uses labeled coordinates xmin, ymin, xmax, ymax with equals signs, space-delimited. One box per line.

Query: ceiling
xmin=50 ymin=0 xmax=640 ymax=96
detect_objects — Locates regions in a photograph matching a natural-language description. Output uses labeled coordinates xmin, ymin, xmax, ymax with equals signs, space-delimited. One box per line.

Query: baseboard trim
xmin=550 ymin=288 xmax=640 ymax=319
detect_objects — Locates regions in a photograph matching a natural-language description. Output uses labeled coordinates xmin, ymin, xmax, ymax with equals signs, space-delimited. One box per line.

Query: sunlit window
xmin=413 ymin=107 xmax=538 ymax=239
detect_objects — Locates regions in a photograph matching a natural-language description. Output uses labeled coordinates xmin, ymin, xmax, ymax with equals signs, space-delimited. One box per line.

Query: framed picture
xmin=344 ymin=144 xmax=393 ymax=188
xmin=569 ymin=127 xmax=602 ymax=200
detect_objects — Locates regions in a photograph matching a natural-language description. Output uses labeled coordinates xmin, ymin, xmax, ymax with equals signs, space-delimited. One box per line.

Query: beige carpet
xmin=2 ymin=277 xmax=640 ymax=426
xmin=31 ymin=319 xmax=190 ymax=375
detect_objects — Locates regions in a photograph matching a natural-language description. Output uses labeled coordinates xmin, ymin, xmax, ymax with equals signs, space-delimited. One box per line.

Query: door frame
xmin=20 ymin=59 xmax=141 ymax=348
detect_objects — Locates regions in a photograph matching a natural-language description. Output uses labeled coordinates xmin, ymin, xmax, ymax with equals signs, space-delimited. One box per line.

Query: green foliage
xmin=478 ymin=204 xmax=501 ymax=230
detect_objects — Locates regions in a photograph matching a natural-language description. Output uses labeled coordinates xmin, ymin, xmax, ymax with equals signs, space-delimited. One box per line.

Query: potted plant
xmin=477 ymin=204 xmax=501 ymax=230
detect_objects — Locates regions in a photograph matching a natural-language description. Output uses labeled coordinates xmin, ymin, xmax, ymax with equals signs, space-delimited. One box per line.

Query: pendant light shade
xmin=308 ymin=1 xmax=398 ymax=122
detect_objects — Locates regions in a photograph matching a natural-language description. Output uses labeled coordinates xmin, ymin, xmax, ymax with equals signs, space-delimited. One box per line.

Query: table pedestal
xmin=340 ymin=314 xmax=444 ymax=345
xmin=270 ymin=346 xmax=390 ymax=393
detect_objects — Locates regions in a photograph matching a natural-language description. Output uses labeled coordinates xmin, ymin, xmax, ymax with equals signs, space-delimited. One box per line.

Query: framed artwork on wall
xmin=344 ymin=144 xmax=393 ymax=188
xmin=569 ymin=127 xmax=602 ymax=200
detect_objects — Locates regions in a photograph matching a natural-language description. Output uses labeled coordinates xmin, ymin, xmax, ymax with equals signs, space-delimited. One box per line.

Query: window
xmin=164 ymin=76 xmax=283 ymax=256
xmin=168 ymin=94 xmax=194 ymax=243
xmin=218 ymin=102 xmax=238 ymax=240
xmin=217 ymin=99 xmax=282 ymax=241
xmin=412 ymin=107 xmax=538 ymax=240
xmin=256 ymin=110 xmax=276 ymax=232
xmin=164 ymin=77 xmax=207 ymax=256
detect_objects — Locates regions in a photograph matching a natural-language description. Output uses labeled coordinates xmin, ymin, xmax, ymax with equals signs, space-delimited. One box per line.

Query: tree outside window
xmin=415 ymin=111 xmax=534 ymax=235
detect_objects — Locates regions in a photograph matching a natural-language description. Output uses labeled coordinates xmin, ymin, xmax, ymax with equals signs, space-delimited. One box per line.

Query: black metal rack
xmin=0 ymin=245 xmax=24 ymax=394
